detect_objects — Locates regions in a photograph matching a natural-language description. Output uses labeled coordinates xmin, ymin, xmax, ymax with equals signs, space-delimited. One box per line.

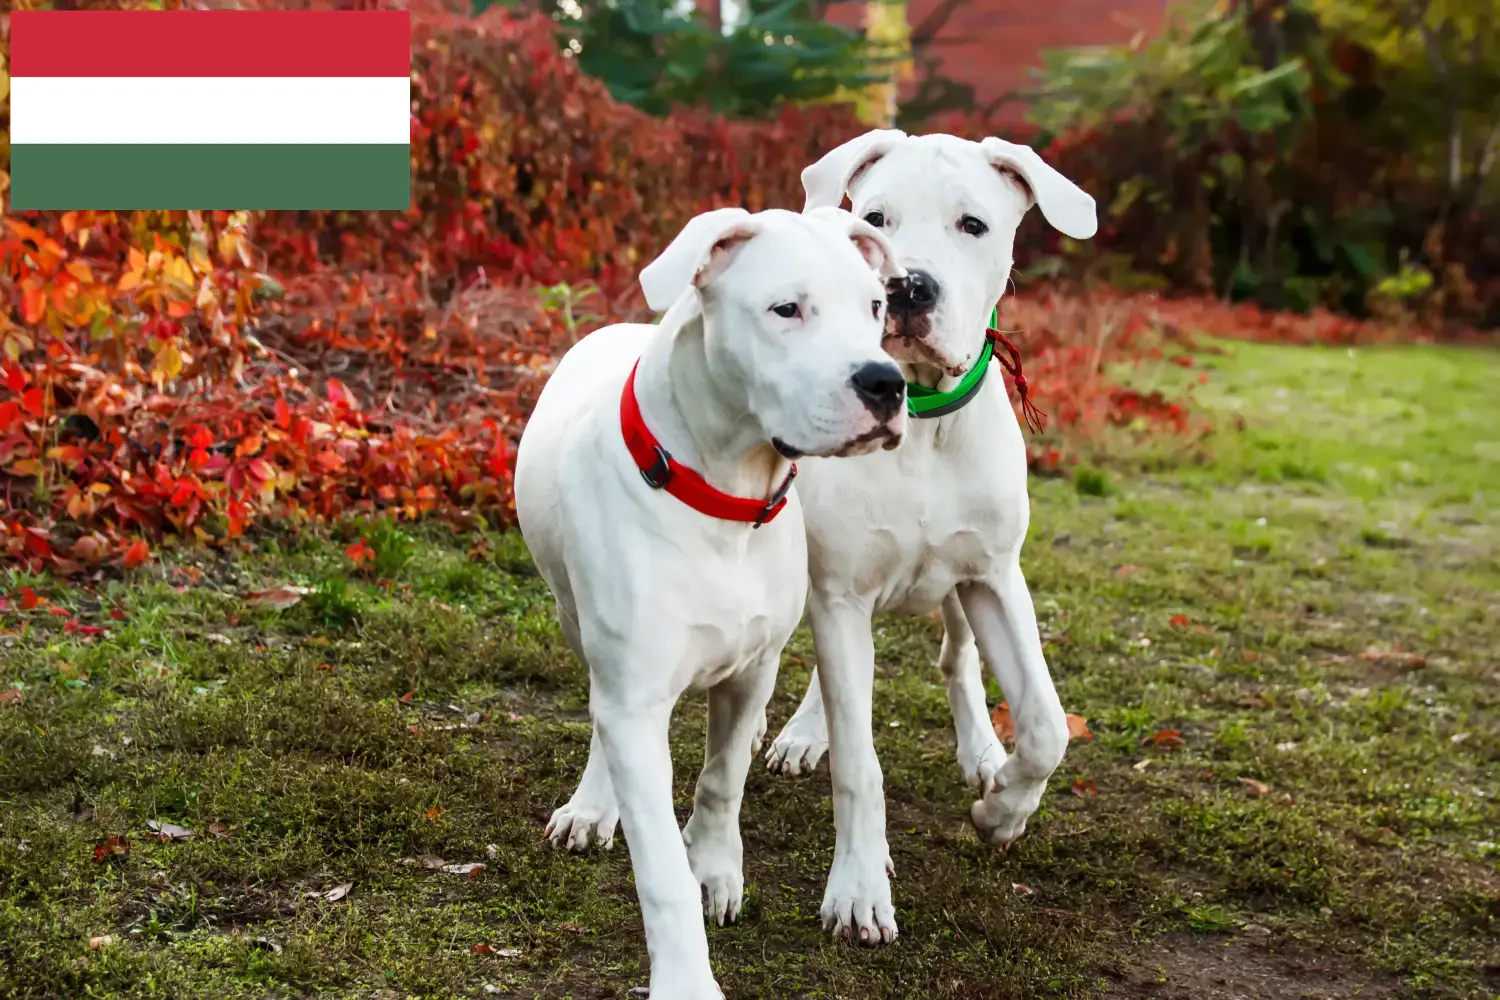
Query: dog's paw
xmin=820 ymin=850 xmax=898 ymax=946
xmin=544 ymin=798 xmax=619 ymax=852
xmin=750 ymin=708 xmax=769 ymax=757
xmin=958 ymin=738 xmax=1006 ymax=794
xmin=969 ymin=773 xmax=1046 ymax=850
xmin=642 ymin=973 xmax=725 ymax=1000
xmin=683 ymin=818 xmax=744 ymax=927
xmin=764 ymin=713 xmax=829 ymax=776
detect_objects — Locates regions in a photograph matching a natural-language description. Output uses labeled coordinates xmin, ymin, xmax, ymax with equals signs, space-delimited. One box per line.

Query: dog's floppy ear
xmin=638 ymin=207 xmax=760 ymax=312
xmin=979 ymin=136 xmax=1097 ymax=240
xmin=804 ymin=206 xmax=906 ymax=281
xmin=801 ymin=129 xmax=907 ymax=211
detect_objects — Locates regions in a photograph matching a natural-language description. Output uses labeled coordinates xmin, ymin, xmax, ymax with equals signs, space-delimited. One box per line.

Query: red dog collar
xmin=619 ymin=361 xmax=796 ymax=528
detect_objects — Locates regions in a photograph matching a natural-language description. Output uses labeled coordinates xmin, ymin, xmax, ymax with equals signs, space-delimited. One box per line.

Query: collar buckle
xmin=753 ymin=464 xmax=798 ymax=529
xmin=640 ymin=445 xmax=673 ymax=489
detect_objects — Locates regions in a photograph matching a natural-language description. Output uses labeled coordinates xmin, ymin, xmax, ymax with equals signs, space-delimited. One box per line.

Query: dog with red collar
xmin=514 ymin=205 xmax=906 ymax=999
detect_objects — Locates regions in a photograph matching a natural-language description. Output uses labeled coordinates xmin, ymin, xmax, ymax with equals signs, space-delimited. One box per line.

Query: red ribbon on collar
xmin=619 ymin=361 xmax=796 ymax=528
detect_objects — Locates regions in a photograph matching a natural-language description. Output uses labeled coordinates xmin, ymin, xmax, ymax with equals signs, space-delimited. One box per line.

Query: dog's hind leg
xmin=764 ymin=670 xmax=829 ymax=776
xmin=939 ymin=590 xmax=1007 ymax=794
xmin=683 ymin=659 xmax=778 ymax=928
xmin=957 ymin=566 xmax=1068 ymax=849
xmin=545 ymin=612 xmax=621 ymax=852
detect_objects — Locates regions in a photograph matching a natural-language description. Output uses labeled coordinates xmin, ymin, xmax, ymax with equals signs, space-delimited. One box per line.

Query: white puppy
xmin=514 ymin=205 xmax=905 ymax=998
xmin=762 ymin=131 xmax=1098 ymax=944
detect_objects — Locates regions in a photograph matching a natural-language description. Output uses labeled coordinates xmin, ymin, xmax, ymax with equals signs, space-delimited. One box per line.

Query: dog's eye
xmin=771 ymin=302 xmax=801 ymax=319
xmin=863 ymin=211 xmax=886 ymax=228
xmin=958 ymin=215 xmax=989 ymax=237
xmin=871 ymin=300 xmax=883 ymax=319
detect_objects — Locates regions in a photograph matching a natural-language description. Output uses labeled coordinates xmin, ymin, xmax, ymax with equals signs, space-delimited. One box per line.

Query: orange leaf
xmin=425 ymin=804 xmax=444 ymax=821
xmin=0 ymin=687 xmax=23 ymax=708
xmin=1169 ymin=614 xmax=1189 ymax=628
xmin=1065 ymin=714 xmax=1092 ymax=741
xmin=93 ymin=835 xmax=130 ymax=863
xmin=472 ymin=943 xmax=495 ymax=956
xmin=1071 ymin=778 xmax=1097 ymax=798
xmin=1148 ymin=729 xmax=1185 ymax=749
xmin=991 ymin=702 xmax=1015 ymax=743
xmin=399 ymin=689 xmax=416 ymax=705
xmin=124 ymin=540 xmax=151 ymax=569
xmin=346 ymin=539 xmax=376 ymax=566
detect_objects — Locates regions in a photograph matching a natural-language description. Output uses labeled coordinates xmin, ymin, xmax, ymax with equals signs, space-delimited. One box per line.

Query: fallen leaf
xmin=497 ymin=947 xmax=522 ymax=958
xmin=89 ymin=935 xmax=114 ymax=949
xmin=1239 ymin=777 xmax=1272 ymax=797
xmin=1012 ymin=883 xmax=1034 ymax=896
xmin=123 ymin=539 xmax=151 ymax=569
xmin=1147 ymin=729 xmax=1185 ymax=749
xmin=207 ymin=822 xmax=231 ymax=839
xmin=1451 ymin=732 xmax=1471 ymax=744
xmin=465 ymin=711 xmax=482 ymax=725
xmin=1116 ymin=564 xmax=1138 ymax=577
xmin=316 ymin=662 xmax=335 ymax=672
xmin=146 ymin=820 xmax=193 ymax=841
xmin=1359 ymin=645 xmax=1426 ymax=670
xmin=472 ymin=942 xmax=495 ymax=955
xmin=399 ymin=689 xmax=416 ymax=705
xmin=1169 ymin=614 xmax=1190 ymax=628
xmin=0 ymin=687 xmax=22 ymax=708
xmin=425 ymin=804 xmax=444 ymax=822
xmin=245 ymin=585 xmax=310 ymax=610
xmin=322 ymin=882 xmax=354 ymax=903
xmin=1071 ymin=779 xmax=1097 ymax=799
xmin=443 ymin=862 xmax=485 ymax=877
xmin=559 ymin=921 xmax=584 ymax=934
xmin=1065 ymin=714 xmax=1092 ymax=741
xmin=1132 ymin=759 xmax=1152 ymax=771
xmin=93 ymin=835 xmax=130 ymax=863
xmin=991 ymin=702 xmax=1015 ymax=742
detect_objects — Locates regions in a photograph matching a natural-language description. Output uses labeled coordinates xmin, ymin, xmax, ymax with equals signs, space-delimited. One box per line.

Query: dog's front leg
xmin=810 ymin=591 xmax=898 ymax=944
xmin=765 ymin=668 xmax=829 ymax=776
xmin=595 ymin=695 xmax=722 ymax=999
xmin=545 ymin=727 xmax=620 ymax=851
xmin=683 ymin=660 xmax=778 ymax=928
xmin=957 ymin=565 xmax=1068 ymax=848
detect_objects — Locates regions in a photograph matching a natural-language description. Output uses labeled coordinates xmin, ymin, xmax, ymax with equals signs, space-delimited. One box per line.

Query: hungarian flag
xmin=9 ymin=10 xmax=411 ymax=210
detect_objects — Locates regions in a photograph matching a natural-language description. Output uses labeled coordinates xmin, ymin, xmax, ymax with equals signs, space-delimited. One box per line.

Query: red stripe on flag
xmin=11 ymin=10 xmax=410 ymax=78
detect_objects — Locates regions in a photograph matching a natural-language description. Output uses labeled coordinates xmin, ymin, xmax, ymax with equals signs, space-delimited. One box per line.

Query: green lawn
xmin=2 ymin=341 xmax=1497 ymax=999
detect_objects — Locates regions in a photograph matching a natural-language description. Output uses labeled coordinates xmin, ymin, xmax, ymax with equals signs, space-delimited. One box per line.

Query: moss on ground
xmin=2 ymin=341 xmax=1497 ymax=999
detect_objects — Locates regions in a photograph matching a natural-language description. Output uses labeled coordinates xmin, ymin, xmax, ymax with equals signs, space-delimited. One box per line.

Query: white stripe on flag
xmin=11 ymin=77 xmax=411 ymax=145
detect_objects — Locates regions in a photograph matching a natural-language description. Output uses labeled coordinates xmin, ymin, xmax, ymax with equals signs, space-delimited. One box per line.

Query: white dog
xmin=514 ymin=205 xmax=906 ymax=998
xmin=761 ymin=130 xmax=1098 ymax=944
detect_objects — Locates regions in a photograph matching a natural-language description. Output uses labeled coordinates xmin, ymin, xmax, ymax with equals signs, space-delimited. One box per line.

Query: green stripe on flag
xmin=10 ymin=145 xmax=410 ymax=210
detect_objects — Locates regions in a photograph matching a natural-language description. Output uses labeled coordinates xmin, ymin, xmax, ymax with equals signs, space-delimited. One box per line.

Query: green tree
xmin=477 ymin=0 xmax=894 ymax=118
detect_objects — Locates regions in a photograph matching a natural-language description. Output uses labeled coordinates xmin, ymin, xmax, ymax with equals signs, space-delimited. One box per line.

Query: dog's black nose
xmin=850 ymin=361 xmax=906 ymax=419
xmin=887 ymin=269 xmax=940 ymax=316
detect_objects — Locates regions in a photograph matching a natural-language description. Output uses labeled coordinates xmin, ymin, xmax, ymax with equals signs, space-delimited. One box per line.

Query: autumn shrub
xmin=1021 ymin=0 xmax=1500 ymax=330
xmin=0 ymin=1 xmax=1458 ymax=578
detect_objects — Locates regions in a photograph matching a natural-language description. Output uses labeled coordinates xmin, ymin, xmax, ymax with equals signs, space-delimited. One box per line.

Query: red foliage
xmin=0 ymin=4 xmax=1464 ymax=578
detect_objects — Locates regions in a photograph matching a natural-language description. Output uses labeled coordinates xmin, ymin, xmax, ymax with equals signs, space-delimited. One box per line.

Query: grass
xmin=2 ymin=340 xmax=1498 ymax=999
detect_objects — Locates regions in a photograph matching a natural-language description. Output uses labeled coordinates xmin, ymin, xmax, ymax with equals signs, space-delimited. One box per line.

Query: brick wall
xmin=830 ymin=0 xmax=1170 ymax=126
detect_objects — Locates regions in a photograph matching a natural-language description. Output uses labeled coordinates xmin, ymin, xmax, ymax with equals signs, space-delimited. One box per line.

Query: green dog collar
xmin=904 ymin=307 xmax=999 ymax=420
